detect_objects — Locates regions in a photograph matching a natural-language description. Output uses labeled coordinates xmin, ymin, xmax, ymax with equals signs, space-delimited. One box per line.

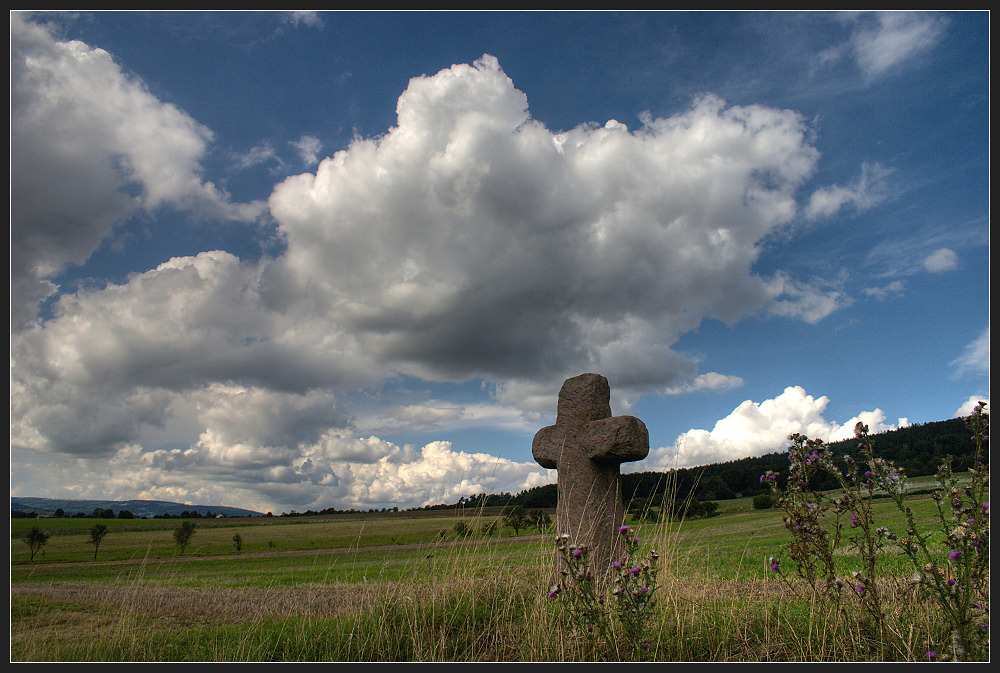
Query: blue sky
xmin=10 ymin=11 xmax=989 ymax=513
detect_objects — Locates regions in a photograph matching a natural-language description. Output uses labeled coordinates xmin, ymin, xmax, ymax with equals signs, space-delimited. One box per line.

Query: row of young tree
xmin=18 ymin=520 xmax=200 ymax=562
xmin=12 ymin=507 xmax=139 ymax=519
xmin=12 ymin=507 xmax=230 ymax=520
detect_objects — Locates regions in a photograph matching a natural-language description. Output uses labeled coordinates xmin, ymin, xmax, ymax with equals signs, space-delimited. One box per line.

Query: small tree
xmin=503 ymin=505 xmax=529 ymax=536
xmin=23 ymin=526 xmax=50 ymax=561
xmin=88 ymin=523 xmax=108 ymax=560
xmin=232 ymin=532 xmax=243 ymax=552
xmin=528 ymin=508 xmax=552 ymax=533
xmin=173 ymin=520 xmax=197 ymax=555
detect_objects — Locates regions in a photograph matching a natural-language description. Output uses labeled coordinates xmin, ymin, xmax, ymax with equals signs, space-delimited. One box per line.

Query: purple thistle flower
xmin=949 ymin=550 xmax=961 ymax=561
xmin=926 ymin=651 xmax=937 ymax=660
xmin=619 ymin=525 xmax=630 ymax=533
xmin=572 ymin=549 xmax=583 ymax=558
xmin=947 ymin=579 xmax=956 ymax=586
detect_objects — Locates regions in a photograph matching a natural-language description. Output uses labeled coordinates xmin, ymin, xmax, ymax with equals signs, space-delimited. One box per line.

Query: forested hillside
xmin=469 ymin=416 xmax=988 ymax=511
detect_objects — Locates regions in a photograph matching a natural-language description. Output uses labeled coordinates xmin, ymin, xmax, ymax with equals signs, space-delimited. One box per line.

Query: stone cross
xmin=532 ymin=373 xmax=649 ymax=577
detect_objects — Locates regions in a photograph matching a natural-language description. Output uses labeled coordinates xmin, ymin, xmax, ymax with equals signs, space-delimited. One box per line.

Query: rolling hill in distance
xmin=10 ymin=497 xmax=263 ymax=519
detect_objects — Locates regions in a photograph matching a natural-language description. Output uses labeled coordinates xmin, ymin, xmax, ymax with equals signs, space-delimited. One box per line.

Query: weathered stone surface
xmin=532 ymin=373 xmax=649 ymax=577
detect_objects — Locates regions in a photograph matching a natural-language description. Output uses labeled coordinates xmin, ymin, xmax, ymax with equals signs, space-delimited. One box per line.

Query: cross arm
xmin=531 ymin=424 xmax=563 ymax=469
xmin=584 ymin=415 xmax=649 ymax=463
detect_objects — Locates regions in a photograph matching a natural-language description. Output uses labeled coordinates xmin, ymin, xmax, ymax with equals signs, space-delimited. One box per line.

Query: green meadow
xmin=10 ymin=484 xmax=984 ymax=662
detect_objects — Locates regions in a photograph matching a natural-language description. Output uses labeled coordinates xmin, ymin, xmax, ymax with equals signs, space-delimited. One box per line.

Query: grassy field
xmin=10 ymin=487 xmax=985 ymax=662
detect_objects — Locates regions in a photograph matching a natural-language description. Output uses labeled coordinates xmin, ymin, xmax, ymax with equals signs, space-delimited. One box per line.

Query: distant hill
xmin=10 ymin=497 xmax=262 ymax=519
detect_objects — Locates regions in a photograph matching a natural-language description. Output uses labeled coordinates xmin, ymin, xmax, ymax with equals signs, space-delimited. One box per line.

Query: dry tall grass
xmin=11 ymin=509 xmax=979 ymax=661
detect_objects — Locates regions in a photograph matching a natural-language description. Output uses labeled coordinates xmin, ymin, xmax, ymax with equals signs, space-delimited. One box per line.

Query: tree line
xmin=417 ymin=416 xmax=987 ymax=515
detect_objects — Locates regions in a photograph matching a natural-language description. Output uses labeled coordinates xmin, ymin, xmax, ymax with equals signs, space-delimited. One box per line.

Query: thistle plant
xmin=765 ymin=402 xmax=989 ymax=661
xmin=610 ymin=525 xmax=660 ymax=657
xmin=548 ymin=526 xmax=661 ymax=659
xmin=861 ymin=401 xmax=989 ymax=661
xmin=763 ymin=435 xmax=840 ymax=601
xmin=549 ymin=534 xmax=612 ymax=656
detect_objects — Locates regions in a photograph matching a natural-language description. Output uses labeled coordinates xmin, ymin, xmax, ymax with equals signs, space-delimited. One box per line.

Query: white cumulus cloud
xmin=10 ymin=14 xmax=264 ymax=329
xmin=11 ymin=50 xmax=864 ymax=513
xmin=635 ymin=386 xmax=905 ymax=470
xmin=923 ymin=248 xmax=958 ymax=273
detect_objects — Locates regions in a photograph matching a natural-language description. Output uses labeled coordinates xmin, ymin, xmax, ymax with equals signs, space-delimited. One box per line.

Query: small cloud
xmin=661 ymin=372 xmax=744 ymax=395
xmin=291 ymin=134 xmax=323 ymax=166
xmin=849 ymin=12 xmax=948 ymax=77
xmin=951 ymin=325 xmax=989 ymax=377
xmin=766 ymin=273 xmax=852 ymax=324
xmin=923 ymin=247 xmax=958 ymax=273
xmin=285 ymin=12 xmax=323 ymax=29
xmin=805 ymin=162 xmax=893 ymax=220
xmin=862 ymin=280 xmax=904 ymax=300
xmin=234 ymin=142 xmax=281 ymax=171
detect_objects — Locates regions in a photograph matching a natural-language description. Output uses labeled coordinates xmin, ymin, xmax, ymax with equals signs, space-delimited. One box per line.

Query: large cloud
xmin=268 ymin=54 xmax=834 ymax=400
xmin=11 ymin=49 xmax=857 ymax=512
xmin=9 ymin=14 xmax=263 ymax=329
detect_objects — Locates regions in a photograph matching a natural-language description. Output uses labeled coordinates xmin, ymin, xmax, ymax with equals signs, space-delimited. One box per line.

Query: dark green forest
xmin=445 ymin=416 xmax=988 ymax=515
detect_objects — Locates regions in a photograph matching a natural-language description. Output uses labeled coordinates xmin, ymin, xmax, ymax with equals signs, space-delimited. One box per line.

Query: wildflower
xmin=548 ymin=584 xmax=560 ymax=598
xmin=856 ymin=585 xmax=865 ymax=595
xmin=926 ymin=651 xmax=937 ymax=660
xmin=641 ymin=643 xmax=651 ymax=650
xmin=947 ymin=579 xmax=956 ymax=587
xmin=949 ymin=550 xmax=961 ymax=561
xmin=770 ymin=558 xmax=780 ymax=571
xmin=630 ymin=567 xmax=641 ymax=575
xmin=619 ymin=525 xmax=630 ymax=533
xmin=572 ymin=548 xmax=583 ymax=558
